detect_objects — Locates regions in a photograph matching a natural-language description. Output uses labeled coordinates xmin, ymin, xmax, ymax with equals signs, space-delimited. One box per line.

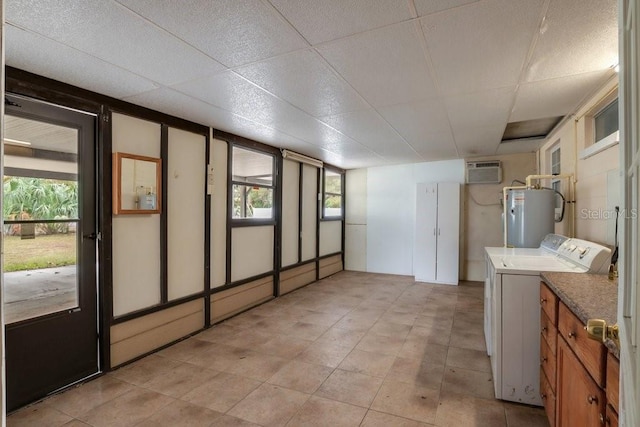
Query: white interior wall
xmin=366 ymin=160 xmax=465 ymax=275
xmin=210 ymin=137 xmax=227 ymax=288
xmin=281 ymin=159 xmax=299 ymax=267
xmin=167 ymin=127 xmax=205 ymax=300
xmin=345 ymin=168 xmax=367 ymax=271
xmin=112 ymin=113 xmax=162 ymax=316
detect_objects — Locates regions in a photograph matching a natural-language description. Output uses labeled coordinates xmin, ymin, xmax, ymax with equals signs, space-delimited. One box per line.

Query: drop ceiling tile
xmin=235 ymin=49 xmax=369 ymax=117
xmin=452 ymin=125 xmax=505 ymax=157
xmin=414 ymin=0 xmax=479 ymax=16
xmin=444 ymin=86 xmax=516 ymax=130
xmin=116 ymin=0 xmax=308 ymax=67
xmin=421 ymin=0 xmax=545 ymax=96
xmin=525 ymin=0 xmax=618 ymax=82
xmin=6 ymin=0 xmax=225 ymax=86
xmin=377 ymin=100 xmax=459 ymax=160
xmin=510 ymin=70 xmax=613 ymax=122
xmin=317 ymin=21 xmax=438 ymax=107
xmin=5 ymin=25 xmax=158 ymax=99
xmin=320 ymin=109 xmax=417 ymax=159
xmin=268 ymin=0 xmax=413 ymax=45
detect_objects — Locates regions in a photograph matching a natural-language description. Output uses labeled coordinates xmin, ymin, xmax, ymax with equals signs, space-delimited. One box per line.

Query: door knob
xmin=585 ymin=319 xmax=620 ymax=348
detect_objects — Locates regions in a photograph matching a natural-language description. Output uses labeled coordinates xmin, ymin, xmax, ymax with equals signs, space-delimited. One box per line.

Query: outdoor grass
xmin=4 ymin=233 xmax=76 ymax=272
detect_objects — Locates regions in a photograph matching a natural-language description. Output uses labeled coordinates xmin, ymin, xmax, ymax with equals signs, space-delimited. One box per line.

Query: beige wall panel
xmin=110 ymin=299 xmax=203 ymax=367
xmin=211 ymin=137 xmax=228 ymax=288
xmin=463 ymin=152 xmax=537 ymax=281
xmin=5 ymin=155 xmax=77 ymax=174
xmin=112 ymin=114 xmax=162 ymax=316
xmin=211 ymin=278 xmax=273 ymax=323
xmin=319 ymin=254 xmax=343 ymax=279
xmin=282 ymin=159 xmax=300 ymax=267
xmin=301 ymin=164 xmax=318 ymax=261
xmin=168 ymin=128 xmax=206 ymax=300
xmin=319 ymin=220 xmax=342 ymax=256
xmin=231 ymin=226 xmax=274 ymax=282
xmin=280 ymin=263 xmax=316 ymax=294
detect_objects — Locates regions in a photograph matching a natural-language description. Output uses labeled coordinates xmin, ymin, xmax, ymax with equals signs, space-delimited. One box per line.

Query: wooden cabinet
xmin=414 ymin=182 xmax=460 ymax=285
xmin=540 ymin=282 xmax=619 ymax=427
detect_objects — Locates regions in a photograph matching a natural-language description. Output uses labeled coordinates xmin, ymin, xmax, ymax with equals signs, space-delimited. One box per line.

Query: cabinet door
xmin=435 ymin=182 xmax=459 ymax=284
xmin=414 ymin=183 xmax=438 ymax=282
xmin=557 ymin=337 xmax=605 ymax=427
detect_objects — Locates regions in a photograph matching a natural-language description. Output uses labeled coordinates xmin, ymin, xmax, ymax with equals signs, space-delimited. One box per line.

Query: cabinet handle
xmin=540 ymin=357 xmax=547 ymax=366
xmin=568 ymin=331 xmax=576 ymax=339
xmin=541 ymin=326 xmax=548 ymax=333
xmin=599 ymin=413 xmax=611 ymax=425
xmin=586 ymin=395 xmax=598 ymax=405
xmin=540 ymin=298 xmax=547 ymax=305
xmin=540 ymin=393 xmax=547 ymax=400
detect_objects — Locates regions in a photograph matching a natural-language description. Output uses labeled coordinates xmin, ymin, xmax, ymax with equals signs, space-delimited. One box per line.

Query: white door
xmin=618 ymin=1 xmax=639 ymax=425
xmin=414 ymin=183 xmax=437 ymax=282
xmin=435 ymin=183 xmax=460 ymax=284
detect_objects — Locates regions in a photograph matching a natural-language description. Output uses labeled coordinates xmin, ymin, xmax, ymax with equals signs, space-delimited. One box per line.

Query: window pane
xmin=595 ymin=99 xmax=619 ymax=142
xmin=551 ymin=148 xmax=561 ymax=175
xmin=232 ymin=147 xmax=273 ymax=185
xmin=324 ymin=170 xmax=342 ymax=194
xmin=233 ymin=185 xmax=273 ymax=219
xmin=324 ymin=195 xmax=342 ymax=217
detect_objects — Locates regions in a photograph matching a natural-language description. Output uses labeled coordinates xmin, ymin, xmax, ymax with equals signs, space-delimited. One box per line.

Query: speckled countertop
xmin=541 ymin=271 xmax=619 ymax=357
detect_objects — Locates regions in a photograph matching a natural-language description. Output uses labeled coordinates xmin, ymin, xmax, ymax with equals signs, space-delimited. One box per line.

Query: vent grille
xmin=466 ymin=161 xmax=502 ymax=184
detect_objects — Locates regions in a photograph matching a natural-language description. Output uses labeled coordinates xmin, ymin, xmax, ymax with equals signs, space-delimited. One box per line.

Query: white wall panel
xmin=345 ymin=168 xmax=367 ymax=225
xmin=231 ymin=226 xmax=274 ymax=282
xmin=319 ymin=220 xmax=342 ymax=256
xmin=345 ymin=224 xmax=366 ymax=271
xmin=281 ymin=159 xmax=300 ymax=267
xmin=210 ymin=137 xmax=227 ymax=288
xmin=366 ymin=160 xmax=464 ymax=275
xmin=112 ymin=113 xmax=161 ymax=316
xmin=301 ymin=164 xmax=318 ymax=261
xmin=167 ymin=128 xmax=205 ymax=300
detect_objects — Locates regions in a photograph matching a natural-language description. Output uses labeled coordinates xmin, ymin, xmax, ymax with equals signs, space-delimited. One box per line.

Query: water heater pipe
xmin=502 ymin=185 xmax=528 ymax=247
xmin=524 ymin=174 xmax=576 ymax=237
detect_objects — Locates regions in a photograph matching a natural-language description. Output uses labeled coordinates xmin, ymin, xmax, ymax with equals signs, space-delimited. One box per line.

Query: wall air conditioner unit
xmin=466 ymin=160 xmax=502 ymax=184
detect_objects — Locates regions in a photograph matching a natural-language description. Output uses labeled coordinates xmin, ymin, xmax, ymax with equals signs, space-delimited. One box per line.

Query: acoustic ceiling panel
xmin=422 ymin=0 xmax=545 ymax=96
xmin=268 ymin=0 xmax=413 ymax=45
xmin=444 ymin=86 xmax=516 ymax=130
xmin=317 ymin=21 xmax=438 ymax=108
xmin=5 ymin=25 xmax=158 ymax=99
xmin=235 ymin=49 xmax=369 ymax=118
xmin=116 ymin=0 xmax=308 ymax=67
xmin=414 ymin=0 xmax=479 ymax=17
xmin=524 ymin=0 xmax=618 ymax=82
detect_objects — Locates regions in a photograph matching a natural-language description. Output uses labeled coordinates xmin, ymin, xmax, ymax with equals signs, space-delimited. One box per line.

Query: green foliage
xmin=3 ymin=177 xmax=78 ymax=234
xmin=325 ymin=174 xmax=342 ymax=194
xmin=233 ymin=185 xmax=273 ymax=217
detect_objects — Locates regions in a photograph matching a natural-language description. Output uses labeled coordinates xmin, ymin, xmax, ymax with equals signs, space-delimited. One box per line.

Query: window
xmin=323 ymin=169 xmax=343 ymax=218
xmin=594 ymin=98 xmax=619 ymax=143
xmin=231 ymin=146 xmax=275 ymax=219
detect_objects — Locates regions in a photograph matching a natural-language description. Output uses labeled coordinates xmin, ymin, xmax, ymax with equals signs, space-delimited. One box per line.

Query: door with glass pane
xmin=3 ymin=95 xmax=98 ymax=411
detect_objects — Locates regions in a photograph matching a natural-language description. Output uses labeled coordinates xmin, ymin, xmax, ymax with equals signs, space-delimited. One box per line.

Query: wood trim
xmin=160 ymin=126 xmax=169 ymax=303
xmin=112 ymin=152 xmax=162 ymax=215
xmin=99 ymin=107 xmax=113 ymax=371
xmin=204 ymin=131 xmax=211 ymax=328
xmin=111 ymin=292 xmax=206 ymax=325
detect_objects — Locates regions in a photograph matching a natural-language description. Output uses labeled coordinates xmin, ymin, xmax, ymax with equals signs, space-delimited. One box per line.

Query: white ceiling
xmin=4 ymin=0 xmax=618 ymax=169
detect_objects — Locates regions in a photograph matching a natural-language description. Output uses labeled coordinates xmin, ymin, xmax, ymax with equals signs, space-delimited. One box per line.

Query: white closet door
xmin=436 ymin=182 xmax=460 ymax=284
xmin=414 ymin=183 xmax=438 ymax=282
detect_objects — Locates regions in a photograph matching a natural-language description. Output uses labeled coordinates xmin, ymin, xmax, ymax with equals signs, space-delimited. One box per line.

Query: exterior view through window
xmin=323 ymin=169 xmax=343 ymax=217
xmin=231 ymin=146 xmax=275 ymax=219
xmin=3 ymin=115 xmax=79 ymax=324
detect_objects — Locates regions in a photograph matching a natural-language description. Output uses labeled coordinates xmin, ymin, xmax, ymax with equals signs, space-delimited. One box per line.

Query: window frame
xmin=580 ymin=92 xmax=620 ymax=160
xmin=229 ymin=144 xmax=277 ymax=224
xmin=321 ymin=167 xmax=344 ymax=220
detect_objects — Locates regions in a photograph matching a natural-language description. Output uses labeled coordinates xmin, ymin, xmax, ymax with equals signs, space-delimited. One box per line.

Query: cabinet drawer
xmin=606 ymin=404 xmax=619 ymax=427
xmin=540 ymin=370 xmax=556 ymax=427
xmin=540 ymin=337 xmax=556 ymax=389
xmin=557 ymin=337 xmax=605 ymax=427
xmin=540 ymin=283 xmax=558 ymax=324
xmin=558 ymin=302 xmax=606 ymax=386
xmin=541 ymin=309 xmax=558 ymax=355
xmin=606 ymin=353 xmax=620 ymax=411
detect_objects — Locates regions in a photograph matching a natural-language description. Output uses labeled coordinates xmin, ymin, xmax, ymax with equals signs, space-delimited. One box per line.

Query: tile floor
xmin=8 ymin=271 xmax=549 ymax=426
